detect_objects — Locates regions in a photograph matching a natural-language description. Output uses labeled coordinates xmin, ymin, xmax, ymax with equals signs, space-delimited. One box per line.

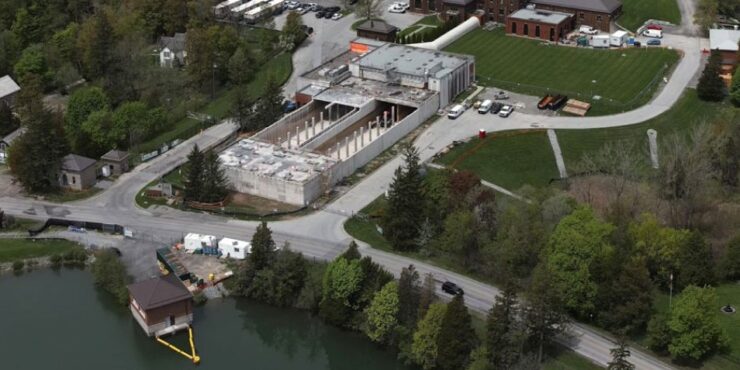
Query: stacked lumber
xmin=562 ymin=99 xmax=591 ymax=116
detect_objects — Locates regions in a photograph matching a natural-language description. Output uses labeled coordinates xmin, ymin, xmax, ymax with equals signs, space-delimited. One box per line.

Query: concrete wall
xmin=302 ymin=100 xmax=378 ymax=151
xmin=253 ymin=101 xmax=320 ymax=144
xmin=224 ymin=166 xmax=312 ymax=205
xmin=330 ymin=93 xmax=439 ymax=181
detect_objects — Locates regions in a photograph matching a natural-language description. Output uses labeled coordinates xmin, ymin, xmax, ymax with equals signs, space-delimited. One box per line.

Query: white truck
xmin=610 ymin=30 xmax=629 ymax=47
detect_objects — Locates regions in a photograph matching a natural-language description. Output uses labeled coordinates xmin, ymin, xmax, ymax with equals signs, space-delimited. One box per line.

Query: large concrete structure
xmin=223 ymin=39 xmax=474 ymax=206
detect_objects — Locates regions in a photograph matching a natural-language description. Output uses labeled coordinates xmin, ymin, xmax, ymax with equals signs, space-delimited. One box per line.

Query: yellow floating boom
xmin=155 ymin=325 xmax=201 ymax=364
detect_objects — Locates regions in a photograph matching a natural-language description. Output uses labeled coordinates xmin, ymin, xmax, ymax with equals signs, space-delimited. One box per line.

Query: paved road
xmin=0 ymin=12 xmax=708 ymax=370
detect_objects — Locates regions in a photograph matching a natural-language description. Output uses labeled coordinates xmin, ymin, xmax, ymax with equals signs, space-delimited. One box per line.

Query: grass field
xmin=445 ymin=29 xmax=679 ymax=115
xmin=0 ymin=239 xmax=84 ymax=263
xmin=556 ymin=90 xmax=727 ymax=171
xmin=644 ymin=284 xmax=740 ymax=369
xmin=398 ymin=14 xmax=443 ymax=38
xmin=435 ymin=131 xmax=560 ymax=190
xmin=619 ymin=0 xmax=682 ymax=31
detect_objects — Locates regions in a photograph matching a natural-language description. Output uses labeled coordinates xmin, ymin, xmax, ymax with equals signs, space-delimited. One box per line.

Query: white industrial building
xmin=222 ymin=39 xmax=474 ymax=206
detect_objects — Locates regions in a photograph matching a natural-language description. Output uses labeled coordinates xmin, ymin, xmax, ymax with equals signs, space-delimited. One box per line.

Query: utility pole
xmin=669 ymin=272 xmax=673 ymax=310
xmin=212 ymin=63 xmax=217 ymax=100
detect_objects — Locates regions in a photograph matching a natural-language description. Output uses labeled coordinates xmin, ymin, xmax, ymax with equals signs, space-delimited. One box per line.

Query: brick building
xmin=356 ymin=20 xmax=399 ymax=42
xmin=507 ymin=8 xmax=573 ymax=42
xmin=529 ymin=0 xmax=621 ymax=32
xmin=479 ymin=0 xmax=527 ymax=23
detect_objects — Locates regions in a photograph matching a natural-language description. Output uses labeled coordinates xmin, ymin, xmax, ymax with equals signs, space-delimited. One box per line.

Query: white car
xmin=331 ymin=12 xmax=343 ymax=20
xmin=388 ymin=4 xmax=405 ymax=13
xmin=579 ymin=25 xmax=598 ymax=35
xmin=498 ymin=105 xmax=514 ymax=118
xmin=287 ymin=1 xmax=300 ymax=9
xmin=448 ymin=104 xmax=465 ymax=119
xmin=393 ymin=1 xmax=409 ymax=10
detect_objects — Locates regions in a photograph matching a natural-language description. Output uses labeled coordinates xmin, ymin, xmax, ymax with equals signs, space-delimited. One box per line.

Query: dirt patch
xmin=227 ymin=192 xmax=302 ymax=214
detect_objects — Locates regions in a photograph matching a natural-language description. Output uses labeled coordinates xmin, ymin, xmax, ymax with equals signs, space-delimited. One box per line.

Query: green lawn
xmin=435 ymin=131 xmax=560 ymax=190
xmin=135 ymin=52 xmax=293 ymax=158
xmin=398 ymin=14 xmax=442 ymax=38
xmin=445 ymin=29 xmax=679 ymax=115
xmin=44 ymin=187 xmax=103 ymax=203
xmin=556 ymin=90 xmax=727 ymax=171
xmin=0 ymin=239 xmax=84 ymax=263
xmin=646 ymin=284 xmax=740 ymax=369
xmin=619 ymin=0 xmax=682 ymax=31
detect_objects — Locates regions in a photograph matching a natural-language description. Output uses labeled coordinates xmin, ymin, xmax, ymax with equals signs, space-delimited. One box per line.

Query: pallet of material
xmin=563 ymin=99 xmax=591 ymax=116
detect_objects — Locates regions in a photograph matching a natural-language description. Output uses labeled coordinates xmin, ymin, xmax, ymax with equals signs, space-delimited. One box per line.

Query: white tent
xmin=218 ymin=238 xmax=250 ymax=259
xmin=183 ymin=233 xmax=218 ymax=252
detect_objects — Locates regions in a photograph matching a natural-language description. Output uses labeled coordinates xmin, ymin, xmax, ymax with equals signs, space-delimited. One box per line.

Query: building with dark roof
xmin=356 ymin=20 xmax=399 ymax=42
xmin=507 ymin=8 xmax=574 ymax=42
xmin=158 ymin=32 xmax=188 ymax=68
xmin=128 ymin=274 xmax=193 ymax=337
xmin=0 ymin=127 xmax=25 ymax=163
xmin=0 ymin=75 xmax=20 ymax=107
xmin=100 ymin=149 xmax=130 ymax=176
xmin=59 ymin=154 xmax=97 ymax=191
xmin=529 ymin=0 xmax=621 ymax=31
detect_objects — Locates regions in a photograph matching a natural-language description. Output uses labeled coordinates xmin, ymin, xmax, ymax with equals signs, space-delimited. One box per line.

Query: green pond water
xmin=0 ymin=269 xmax=409 ymax=370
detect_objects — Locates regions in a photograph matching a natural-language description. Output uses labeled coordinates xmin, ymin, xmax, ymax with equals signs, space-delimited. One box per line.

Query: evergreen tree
xmin=398 ymin=264 xmax=421 ymax=327
xmin=201 ymin=151 xmax=229 ymax=203
xmin=437 ymin=294 xmax=477 ymax=370
xmin=487 ymin=280 xmax=524 ymax=369
xmin=250 ymin=221 xmax=276 ymax=271
xmin=697 ymin=50 xmax=726 ymax=102
xmin=524 ymin=264 xmax=569 ymax=363
xmin=341 ymin=240 xmax=362 ymax=260
xmin=7 ymin=107 xmax=67 ymax=193
xmin=418 ymin=272 xmax=435 ymax=317
xmin=77 ymin=11 xmax=114 ymax=79
xmin=0 ymin=101 xmax=18 ymax=136
xmin=731 ymin=67 xmax=740 ymax=107
xmin=598 ymin=256 xmax=654 ymax=335
xmin=676 ymin=232 xmax=715 ymax=289
xmin=607 ymin=338 xmax=635 ymax=370
xmin=184 ymin=144 xmax=204 ymax=201
xmin=383 ymin=145 xmax=425 ymax=251
xmin=722 ymin=235 xmax=740 ymax=280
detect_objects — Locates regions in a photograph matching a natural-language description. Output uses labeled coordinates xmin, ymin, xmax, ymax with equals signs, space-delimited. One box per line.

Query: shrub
xmin=91 ymin=250 xmax=130 ymax=305
xmin=12 ymin=260 xmax=25 ymax=273
xmin=50 ymin=254 xmax=63 ymax=268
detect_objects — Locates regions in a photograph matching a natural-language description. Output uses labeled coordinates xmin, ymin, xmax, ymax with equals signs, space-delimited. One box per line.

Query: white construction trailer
xmin=244 ymin=0 xmax=284 ymax=22
xmin=591 ymin=35 xmax=610 ymax=48
xmin=610 ymin=30 xmax=629 ymax=47
xmin=218 ymin=238 xmax=250 ymax=259
xmin=183 ymin=233 xmax=218 ymax=252
xmin=214 ymin=0 xmax=245 ymax=17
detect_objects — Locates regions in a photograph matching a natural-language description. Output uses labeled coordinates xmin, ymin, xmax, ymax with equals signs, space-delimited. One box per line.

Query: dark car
xmin=548 ymin=95 xmax=568 ymax=110
xmin=442 ymin=281 xmax=464 ymax=296
xmin=324 ymin=6 xmax=340 ymax=13
xmin=315 ymin=11 xmax=325 ymax=18
xmin=647 ymin=39 xmax=661 ymax=46
xmin=300 ymin=25 xmax=314 ymax=35
xmin=282 ymin=101 xmax=298 ymax=113
xmin=489 ymin=102 xmax=503 ymax=114
xmin=633 ymin=41 xmax=642 ymax=47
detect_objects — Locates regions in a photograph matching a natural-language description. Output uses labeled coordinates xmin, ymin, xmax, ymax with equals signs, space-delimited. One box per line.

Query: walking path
xmin=547 ymin=129 xmax=568 ymax=179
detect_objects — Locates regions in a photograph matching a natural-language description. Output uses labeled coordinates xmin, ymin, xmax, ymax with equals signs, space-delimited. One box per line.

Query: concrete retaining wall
xmin=224 ymin=166 xmax=323 ymax=206
xmin=253 ymin=101 xmax=320 ymax=144
xmin=302 ymin=100 xmax=378 ymax=151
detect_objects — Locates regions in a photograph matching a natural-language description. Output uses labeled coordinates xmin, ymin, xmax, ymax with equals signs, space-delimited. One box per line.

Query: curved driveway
xmin=1 ymin=21 xmax=709 ymax=370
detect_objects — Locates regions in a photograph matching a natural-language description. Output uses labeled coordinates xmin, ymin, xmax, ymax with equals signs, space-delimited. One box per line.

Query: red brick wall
xmin=506 ymin=18 xmax=570 ymax=42
xmin=532 ymin=4 xmax=621 ymax=32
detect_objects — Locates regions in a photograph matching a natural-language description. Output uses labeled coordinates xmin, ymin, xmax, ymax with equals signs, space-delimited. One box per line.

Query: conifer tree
xmin=697 ymin=50 xmax=726 ymax=102
xmin=250 ymin=221 xmax=276 ymax=270
xmin=436 ymin=294 xmax=477 ymax=370
xmin=201 ymin=151 xmax=229 ymax=203
xmin=486 ymin=280 xmax=524 ymax=369
xmin=383 ymin=145 xmax=425 ymax=251
xmin=184 ymin=144 xmax=204 ymax=201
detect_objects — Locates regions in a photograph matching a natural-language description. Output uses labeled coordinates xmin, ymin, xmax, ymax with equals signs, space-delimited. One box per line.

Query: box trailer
xmin=591 ymin=35 xmax=610 ymax=48
xmin=610 ymin=30 xmax=629 ymax=47
xmin=183 ymin=233 xmax=218 ymax=252
xmin=218 ymin=238 xmax=250 ymax=259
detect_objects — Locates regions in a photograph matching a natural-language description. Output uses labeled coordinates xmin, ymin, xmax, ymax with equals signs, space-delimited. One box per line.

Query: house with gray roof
xmin=0 ymin=126 xmax=26 ymax=163
xmin=0 ymin=75 xmax=20 ymax=107
xmin=59 ymin=154 xmax=97 ymax=190
xmin=158 ymin=32 xmax=188 ymax=68
xmin=100 ymin=149 xmax=130 ymax=176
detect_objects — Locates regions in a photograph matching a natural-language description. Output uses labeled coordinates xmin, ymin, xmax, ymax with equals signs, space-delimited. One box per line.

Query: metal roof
xmin=2 ymin=127 xmax=26 ymax=146
xmin=356 ymin=20 xmax=399 ymax=33
xmin=508 ymin=8 xmax=573 ymax=24
xmin=356 ymin=43 xmax=471 ymax=79
xmin=709 ymin=29 xmax=740 ymax=51
xmin=0 ymin=75 xmax=20 ymax=99
xmin=159 ymin=33 xmax=187 ymax=53
xmin=61 ymin=154 xmax=97 ymax=172
xmin=100 ymin=149 xmax=130 ymax=162
xmin=531 ymin=0 xmax=622 ymax=13
xmin=127 ymin=274 xmax=192 ymax=311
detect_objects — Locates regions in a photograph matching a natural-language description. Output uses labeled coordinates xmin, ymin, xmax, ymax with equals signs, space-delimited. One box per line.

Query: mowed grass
xmin=0 ymin=239 xmax=84 ymax=263
xmin=445 ymin=29 xmax=679 ymax=115
xmin=556 ymin=90 xmax=727 ymax=171
xmin=436 ymin=131 xmax=560 ymax=190
xmin=619 ymin=0 xmax=682 ymax=31
xmin=647 ymin=284 xmax=740 ymax=370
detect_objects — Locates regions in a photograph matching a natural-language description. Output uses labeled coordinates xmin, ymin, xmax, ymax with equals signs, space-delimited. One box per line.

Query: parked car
xmin=448 ymin=104 xmax=464 ymax=119
xmin=646 ymin=24 xmax=663 ymax=30
xmin=643 ymin=29 xmax=663 ymax=38
xmin=315 ymin=11 xmax=325 ymax=18
xmin=647 ymin=39 xmax=661 ymax=46
xmin=68 ymin=225 xmax=87 ymax=233
xmin=499 ymin=104 xmax=514 ymax=117
xmin=537 ymin=95 xmax=553 ymax=110
xmin=331 ymin=12 xmax=342 ymax=20
xmin=282 ymin=101 xmax=298 ymax=113
xmin=490 ymin=102 xmax=503 ymax=114
xmin=493 ymin=90 xmax=509 ymax=100
xmin=287 ymin=1 xmax=300 ymax=9
xmin=396 ymin=1 xmax=410 ymax=10
xmin=308 ymin=2 xmax=318 ymax=10
xmin=548 ymin=95 xmax=568 ymax=110
xmin=633 ymin=41 xmax=642 ymax=47
xmin=579 ymin=25 xmax=598 ymax=35
xmin=442 ymin=281 xmax=464 ymax=296
xmin=324 ymin=6 xmax=340 ymax=13
xmin=478 ymin=99 xmax=493 ymax=114
xmin=388 ymin=4 xmax=405 ymax=13
xmin=300 ymin=25 xmax=314 ymax=35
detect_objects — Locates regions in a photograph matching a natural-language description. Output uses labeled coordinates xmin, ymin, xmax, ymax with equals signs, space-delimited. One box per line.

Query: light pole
xmin=669 ymin=272 xmax=673 ymax=310
xmin=212 ymin=63 xmax=217 ymax=100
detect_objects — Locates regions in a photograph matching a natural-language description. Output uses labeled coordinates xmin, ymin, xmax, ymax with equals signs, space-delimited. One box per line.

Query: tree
xmin=667 ymin=285 xmax=728 ymax=360
xmin=411 ymin=303 xmax=447 ymax=370
xmin=436 ymin=210 xmax=480 ymax=269
xmin=65 ymin=87 xmax=110 ymax=157
xmin=418 ymin=272 xmax=435 ymax=317
xmin=245 ymin=245 xmax=308 ymax=307
xmin=356 ymin=0 xmax=383 ymax=20
xmin=364 ymin=281 xmax=400 ymax=344
xmin=7 ymin=107 xmax=67 ymax=193
xmin=721 ymin=235 xmax=740 ymax=280
xmin=398 ymin=264 xmax=421 ymax=327
xmin=184 ymin=144 xmax=205 ymax=201
xmin=437 ymin=294 xmax=477 ymax=370
xmin=697 ymin=50 xmax=726 ymax=102
xmin=201 ymin=151 xmax=229 ymax=203
xmin=14 ymin=44 xmax=51 ymax=87
xmin=281 ymin=11 xmax=305 ymax=51
xmin=383 ymin=145 xmax=425 ymax=251
xmin=607 ymin=338 xmax=634 ymax=370
xmin=731 ymin=66 xmax=740 ymax=107
xmin=676 ymin=232 xmax=715 ymax=289
xmin=81 ymin=109 xmax=114 ymax=152
xmin=598 ymin=256 xmax=654 ymax=335
xmin=0 ymin=101 xmax=18 ymax=136
xmin=524 ymin=264 xmax=569 ymax=363
xmin=629 ymin=213 xmax=690 ymax=287
xmin=228 ymin=46 xmax=255 ymax=85
xmin=91 ymin=250 xmax=130 ymax=306
xmin=486 ymin=280 xmax=524 ymax=369
xmin=76 ymin=11 xmax=114 ymax=80
xmin=185 ymin=25 xmax=215 ymax=88
xmin=646 ymin=313 xmax=671 ymax=354
xmin=320 ymin=255 xmax=365 ymax=326
xmin=695 ymin=0 xmax=719 ymax=30
xmin=250 ymin=221 xmax=276 ymax=271
xmin=544 ymin=206 xmax=615 ymax=317
xmin=341 ymin=240 xmax=362 ymax=260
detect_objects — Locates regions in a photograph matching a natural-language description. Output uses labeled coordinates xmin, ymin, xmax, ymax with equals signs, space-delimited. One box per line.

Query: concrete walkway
xmin=547 ymin=129 xmax=568 ymax=179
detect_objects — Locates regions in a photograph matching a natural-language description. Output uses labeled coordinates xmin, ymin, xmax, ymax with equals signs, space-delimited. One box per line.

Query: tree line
xmin=183 ymin=144 xmax=230 ymax=204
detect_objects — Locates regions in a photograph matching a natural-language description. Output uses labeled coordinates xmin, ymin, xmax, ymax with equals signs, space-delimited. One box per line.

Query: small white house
xmin=183 ymin=233 xmax=218 ymax=252
xmin=158 ymin=33 xmax=187 ymax=68
xmin=610 ymin=30 xmax=629 ymax=47
xmin=218 ymin=238 xmax=250 ymax=260
xmin=591 ymin=35 xmax=610 ymax=48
